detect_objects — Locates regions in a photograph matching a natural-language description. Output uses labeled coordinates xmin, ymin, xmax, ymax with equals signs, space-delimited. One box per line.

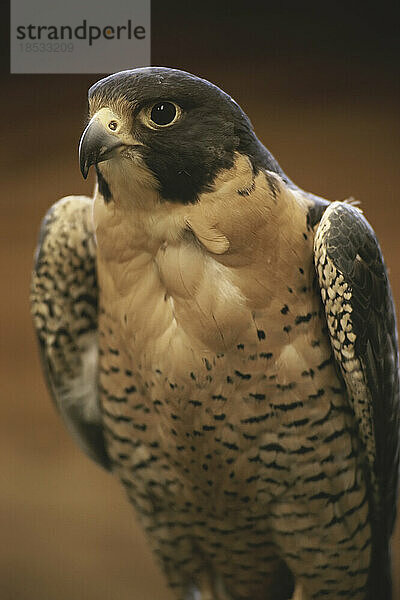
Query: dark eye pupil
xmin=151 ymin=102 xmax=177 ymax=126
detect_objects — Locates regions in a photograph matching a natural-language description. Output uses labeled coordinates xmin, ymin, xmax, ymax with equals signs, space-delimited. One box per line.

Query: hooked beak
xmin=79 ymin=117 xmax=123 ymax=179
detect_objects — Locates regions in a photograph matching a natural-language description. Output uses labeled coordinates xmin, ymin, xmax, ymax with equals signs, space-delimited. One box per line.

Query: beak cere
xmin=79 ymin=118 xmax=124 ymax=179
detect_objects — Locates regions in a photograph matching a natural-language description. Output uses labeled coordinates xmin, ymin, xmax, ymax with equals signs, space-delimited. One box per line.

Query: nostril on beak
xmin=79 ymin=118 xmax=123 ymax=178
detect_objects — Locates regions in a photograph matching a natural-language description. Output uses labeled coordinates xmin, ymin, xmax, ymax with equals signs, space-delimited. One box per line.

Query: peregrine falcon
xmin=30 ymin=67 xmax=399 ymax=600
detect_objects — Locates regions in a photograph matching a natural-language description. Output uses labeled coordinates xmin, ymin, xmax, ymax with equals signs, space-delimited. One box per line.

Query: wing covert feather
xmin=31 ymin=195 xmax=111 ymax=470
xmin=314 ymin=201 xmax=399 ymax=597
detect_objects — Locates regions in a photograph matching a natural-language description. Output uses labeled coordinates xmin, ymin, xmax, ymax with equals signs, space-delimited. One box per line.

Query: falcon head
xmin=79 ymin=67 xmax=285 ymax=204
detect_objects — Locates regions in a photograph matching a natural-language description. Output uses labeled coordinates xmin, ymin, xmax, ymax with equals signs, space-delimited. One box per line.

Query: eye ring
xmin=142 ymin=101 xmax=181 ymax=129
xmin=108 ymin=120 xmax=118 ymax=131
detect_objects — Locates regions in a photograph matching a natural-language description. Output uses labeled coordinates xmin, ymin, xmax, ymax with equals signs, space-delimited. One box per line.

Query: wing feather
xmin=314 ymin=201 xmax=399 ymax=597
xmin=31 ymin=195 xmax=111 ymax=470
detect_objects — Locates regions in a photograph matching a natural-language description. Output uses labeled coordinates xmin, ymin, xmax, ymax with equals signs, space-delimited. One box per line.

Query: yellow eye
xmin=108 ymin=120 xmax=118 ymax=131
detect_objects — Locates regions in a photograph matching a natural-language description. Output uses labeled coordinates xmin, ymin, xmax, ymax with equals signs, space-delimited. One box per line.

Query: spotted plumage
xmin=31 ymin=67 xmax=399 ymax=600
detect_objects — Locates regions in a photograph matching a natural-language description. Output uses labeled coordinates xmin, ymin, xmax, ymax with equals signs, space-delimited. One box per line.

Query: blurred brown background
xmin=1 ymin=3 xmax=400 ymax=599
